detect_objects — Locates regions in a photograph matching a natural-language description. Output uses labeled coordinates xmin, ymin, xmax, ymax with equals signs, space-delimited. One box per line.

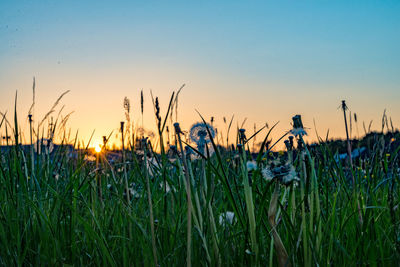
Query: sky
xmin=1 ymin=0 xmax=400 ymax=149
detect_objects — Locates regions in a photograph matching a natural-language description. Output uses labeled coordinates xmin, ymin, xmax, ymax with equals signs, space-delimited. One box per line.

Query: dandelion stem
xmin=143 ymin=139 xmax=158 ymax=266
xmin=174 ymin=123 xmax=192 ymax=267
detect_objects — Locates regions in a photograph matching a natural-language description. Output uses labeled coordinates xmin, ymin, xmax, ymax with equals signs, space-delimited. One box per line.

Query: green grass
xmin=0 ymin=94 xmax=399 ymax=266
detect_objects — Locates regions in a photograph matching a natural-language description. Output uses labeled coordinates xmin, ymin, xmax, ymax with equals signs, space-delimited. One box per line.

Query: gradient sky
xmin=1 ymin=0 xmax=400 ymax=149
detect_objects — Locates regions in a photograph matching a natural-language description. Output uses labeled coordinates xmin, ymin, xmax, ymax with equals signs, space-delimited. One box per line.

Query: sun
xmin=94 ymin=144 xmax=102 ymax=153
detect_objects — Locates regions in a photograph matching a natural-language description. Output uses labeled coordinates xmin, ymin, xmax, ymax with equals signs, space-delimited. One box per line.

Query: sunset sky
xmin=1 ymin=1 xmax=400 ymax=149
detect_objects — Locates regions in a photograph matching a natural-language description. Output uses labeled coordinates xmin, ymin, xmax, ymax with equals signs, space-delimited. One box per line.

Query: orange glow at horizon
xmin=1 ymin=80 xmax=400 ymax=152
xmin=0 ymin=85 xmax=400 ymax=155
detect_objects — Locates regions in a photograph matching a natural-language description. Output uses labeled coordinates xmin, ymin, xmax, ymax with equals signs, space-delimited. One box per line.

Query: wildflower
xmin=291 ymin=115 xmax=307 ymax=136
xmin=245 ymin=249 xmax=254 ymax=255
xmin=261 ymin=167 xmax=274 ymax=182
xmin=291 ymin=127 xmax=307 ymax=137
xmin=267 ymin=163 xmax=300 ymax=186
xmin=129 ymin=188 xmax=140 ymax=199
xmin=160 ymin=181 xmax=176 ymax=193
xmin=246 ymin=161 xmax=257 ymax=171
xmin=189 ymin=122 xmax=215 ymax=155
xmin=218 ymin=211 xmax=235 ymax=226
xmin=281 ymin=165 xmax=300 ymax=186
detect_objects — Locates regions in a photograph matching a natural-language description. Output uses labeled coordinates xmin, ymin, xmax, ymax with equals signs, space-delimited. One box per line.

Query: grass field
xmin=0 ymin=92 xmax=399 ymax=266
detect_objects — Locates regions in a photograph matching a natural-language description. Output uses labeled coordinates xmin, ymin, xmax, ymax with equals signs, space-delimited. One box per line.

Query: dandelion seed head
xmin=189 ymin=122 xmax=215 ymax=154
xmin=189 ymin=122 xmax=215 ymax=144
xmin=291 ymin=115 xmax=307 ymax=136
xmin=281 ymin=165 xmax=300 ymax=186
xmin=261 ymin=167 xmax=274 ymax=181
xmin=218 ymin=211 xmax=235 ymax=226
xmin=246 ymin=161 xmax=257 ymax=171
xmin=128 ymin=188 xmax=140 ymax=199
xmin=290 ymin=128 xmax=307 ymax=137
xmin=160 ymin=181 xmax=176 ymax=193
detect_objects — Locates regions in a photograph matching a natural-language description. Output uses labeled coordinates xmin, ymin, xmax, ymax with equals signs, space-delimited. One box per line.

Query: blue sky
xmin=1 ymin=0 xmax=399 ymax=147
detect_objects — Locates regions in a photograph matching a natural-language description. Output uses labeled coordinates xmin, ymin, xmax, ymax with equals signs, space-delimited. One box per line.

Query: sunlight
xmin=94 ymin=144 xmax=101 ymax=153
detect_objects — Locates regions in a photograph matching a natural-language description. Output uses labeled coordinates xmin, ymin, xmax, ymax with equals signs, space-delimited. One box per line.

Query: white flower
xmin=219 ymin=211 xmax=235 ymax=226
xmin=281 ymin=165 xmax=300 ymax=185
xmin=291 ymin=114 xmax=307 ymax=136
xmin=246 ymin=161 xmax=257 ymax=171
xmin=189 ymin=122 xmax=216 ymax=155
xmin=261 ymin=168 xmax=274 ymax=181
xmin=290 ymin=128 xmax=307 ymax=137
xmin=129 ymin=188 xmax=140 ymax=199
xmin=160 ymin=181 xmax=176 ymax=193
xmin=245 ymin=249 xmax=254 ymax=255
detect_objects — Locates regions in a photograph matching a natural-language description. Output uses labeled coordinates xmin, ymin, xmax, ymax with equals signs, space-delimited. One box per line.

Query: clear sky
xmin=1 ymin=0 xmax=400 ymax=149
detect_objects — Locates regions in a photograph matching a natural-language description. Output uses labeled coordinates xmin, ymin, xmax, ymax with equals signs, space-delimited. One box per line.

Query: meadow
xmin=0 ymin=90 xmax=399 ymax=266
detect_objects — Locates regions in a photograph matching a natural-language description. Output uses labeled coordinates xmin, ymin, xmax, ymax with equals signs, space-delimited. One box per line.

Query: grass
xmin=0 ymin=91 xmax=399 ymax=266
